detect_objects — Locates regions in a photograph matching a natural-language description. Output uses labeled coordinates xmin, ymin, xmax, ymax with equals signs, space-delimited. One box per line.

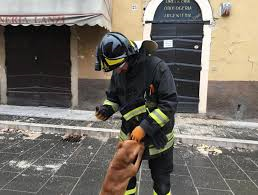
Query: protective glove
xmin=150 ymin=131 xmax=168 ymax=149
xmin=95 ymin=105 xmax=114 ymax=121
xmin=131 ymin=126 xmax=145 ymax=142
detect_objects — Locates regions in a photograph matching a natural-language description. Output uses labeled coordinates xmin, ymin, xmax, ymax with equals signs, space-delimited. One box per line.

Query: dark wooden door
xmin=5 ymin=26 xmax=71 ymax=107
xmin=150 ymin=0 xmax=204 ymax=113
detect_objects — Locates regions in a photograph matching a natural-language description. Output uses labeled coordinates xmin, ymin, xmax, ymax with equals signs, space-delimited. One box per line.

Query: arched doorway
xmin=144 ymin=0 xmax=213 ymax=113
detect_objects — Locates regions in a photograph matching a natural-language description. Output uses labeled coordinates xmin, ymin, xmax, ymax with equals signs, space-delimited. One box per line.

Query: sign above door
xmin=0 ymin=0 xmax=112 ymax=30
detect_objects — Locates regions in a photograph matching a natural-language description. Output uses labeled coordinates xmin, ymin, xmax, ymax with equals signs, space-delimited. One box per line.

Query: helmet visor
xmin=101 ymin=57 xmax=126 ymax=72
xmin=105 ymin=57 xmax=126 ymax=66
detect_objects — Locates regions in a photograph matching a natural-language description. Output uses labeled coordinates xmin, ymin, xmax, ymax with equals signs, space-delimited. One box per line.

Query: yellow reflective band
xmin=149 ymin=132 xmax=174 ymax=156
xmin=100 ymin=60 xmax=104 ymax=69
xmin=149 ymin=131 xmax=174 ymax=149
xmin=123 ymin=105 xmax=146 ymax=121
xmin=125 ymin=187 xmax=137 ymax=195
xmin=129 ymin=40 xmax=135 ymax=47
xmin=105 ymin=57 xmax=125 ymax=66
xmin=154 ymin=190 xmax=171 ymax=195
xmin=149 ymin=108 xmax=169 ymax=127
xmin=119 ymin=131 xmax=129 ymax=141
xmin=103 ymin=99 xmax=119 ymax=112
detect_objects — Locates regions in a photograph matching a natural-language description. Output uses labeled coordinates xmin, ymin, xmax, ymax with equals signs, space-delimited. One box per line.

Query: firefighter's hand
xmin=95 ymin=105 xmax=114 ymax=121
xmin=131 ymin=126 xmax=145 ymax=142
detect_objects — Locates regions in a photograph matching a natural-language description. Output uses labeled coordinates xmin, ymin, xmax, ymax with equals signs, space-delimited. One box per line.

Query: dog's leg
xmin=130 ymin=143 xmax=144 ymax=158
xmin=129 ymin=146 xmax=144 ymax=177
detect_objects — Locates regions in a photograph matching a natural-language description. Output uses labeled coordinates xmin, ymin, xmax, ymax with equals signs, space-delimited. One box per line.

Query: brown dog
xmin=99 ymin=140 xmax=144 ymax=195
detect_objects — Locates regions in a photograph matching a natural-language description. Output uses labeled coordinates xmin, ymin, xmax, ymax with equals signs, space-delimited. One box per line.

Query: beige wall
xmin=78 ymin=0 xmax=144 ymax=79
xmin=77 ymin=25 xmax=111 ymax=79
xmin=112 ymin=0 xmax=143 ymax=40
xmin=209 ymin=0 xmax=258 ymax=81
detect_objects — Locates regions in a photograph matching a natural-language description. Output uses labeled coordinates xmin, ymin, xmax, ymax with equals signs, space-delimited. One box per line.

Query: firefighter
xmin=95 ymin=32 xmax=178 ymax=195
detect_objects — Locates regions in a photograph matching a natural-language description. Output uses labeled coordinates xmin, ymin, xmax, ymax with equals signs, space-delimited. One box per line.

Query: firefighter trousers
xmin=125 ymin=147 xmax=173 ymax=195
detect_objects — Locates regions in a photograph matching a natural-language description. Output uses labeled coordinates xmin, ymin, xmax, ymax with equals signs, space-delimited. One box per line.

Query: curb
xmin=1 ymin=120 xmax=258 ymax=150
xmin=176 ymin=134 xmax=258 ymax=150
xmin=225 ymin=121 xmax=258 ymax=129
xmin=0 ymin=120 xmax=119 ymax=140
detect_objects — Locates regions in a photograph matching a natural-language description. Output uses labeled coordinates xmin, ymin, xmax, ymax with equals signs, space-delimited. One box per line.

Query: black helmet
xmin=95 ymin=32 xmax=138 ymax=72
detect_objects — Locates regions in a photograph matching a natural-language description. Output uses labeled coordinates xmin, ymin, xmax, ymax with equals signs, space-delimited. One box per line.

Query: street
xmin=0 ymin=130 xmax=258 ymax=195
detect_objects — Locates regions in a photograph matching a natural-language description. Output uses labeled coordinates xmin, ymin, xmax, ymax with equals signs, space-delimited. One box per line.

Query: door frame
xmin=0 ymin=26 xmax=7 ymax=104
xmin=143 ymin=0 xmax=213 ymax=113
xmin=0 ymin=26 xmax=78 ymax=108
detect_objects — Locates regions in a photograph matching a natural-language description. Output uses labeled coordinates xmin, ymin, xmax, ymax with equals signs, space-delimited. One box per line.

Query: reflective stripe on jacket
xmin=103 ymin=99 xmax=119 ymax=112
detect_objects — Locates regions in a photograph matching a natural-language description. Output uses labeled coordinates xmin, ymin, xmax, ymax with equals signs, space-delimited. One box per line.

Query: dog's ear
xmin=117 ymin=141 xmax=123 ymax=149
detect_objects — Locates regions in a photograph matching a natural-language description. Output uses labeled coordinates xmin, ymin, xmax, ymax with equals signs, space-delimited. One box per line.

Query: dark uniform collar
xmin=126 ymin=54 xmax=146 ymax=78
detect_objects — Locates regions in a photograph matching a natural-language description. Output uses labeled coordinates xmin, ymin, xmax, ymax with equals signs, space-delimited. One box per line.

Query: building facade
xmin=112 ymin=0 xmax=258 ymax=120
xmin=0 ymin=0 xmax=257 ymax=120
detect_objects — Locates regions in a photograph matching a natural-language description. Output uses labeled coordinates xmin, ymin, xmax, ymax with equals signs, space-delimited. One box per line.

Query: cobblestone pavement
xmin=0 ymin=130 xmax=258 ymax=195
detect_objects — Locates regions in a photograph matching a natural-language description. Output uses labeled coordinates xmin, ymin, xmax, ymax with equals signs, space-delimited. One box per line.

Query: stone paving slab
xmin=0 ymin=131 xmax=258 ymax=195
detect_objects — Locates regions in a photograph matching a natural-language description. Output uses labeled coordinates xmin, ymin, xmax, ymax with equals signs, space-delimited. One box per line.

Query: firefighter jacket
xmin=103 ymin=54 xmax=178 ymax=159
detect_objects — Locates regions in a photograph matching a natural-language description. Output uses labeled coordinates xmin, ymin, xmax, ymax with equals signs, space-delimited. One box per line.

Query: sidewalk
xmin=1 ymin=105 xmax=258 ymax=195
xmin=0 ymin=105 xmax=258 ymax=150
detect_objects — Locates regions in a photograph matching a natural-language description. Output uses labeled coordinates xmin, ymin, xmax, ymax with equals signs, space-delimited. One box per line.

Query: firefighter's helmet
xmin=95 ymin=32 xmax=138 ymax=72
